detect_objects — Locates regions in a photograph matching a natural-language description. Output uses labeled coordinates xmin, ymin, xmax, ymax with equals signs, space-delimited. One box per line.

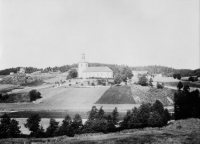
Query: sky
xmin=0 ymin=0 xmax=199 ymax=70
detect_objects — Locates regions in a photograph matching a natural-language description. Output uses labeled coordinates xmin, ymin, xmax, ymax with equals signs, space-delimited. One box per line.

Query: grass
xmin=96 ymin=86 xmax=136 ymax=104
xmin=0 ymin=92 xmax=30 ymax=103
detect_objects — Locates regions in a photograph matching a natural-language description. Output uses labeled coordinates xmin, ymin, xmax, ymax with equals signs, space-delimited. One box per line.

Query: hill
xmin=95 ymin=85 xmax=175 ymax=106
xmin=96 ymin=86 xmax=136 ymax=104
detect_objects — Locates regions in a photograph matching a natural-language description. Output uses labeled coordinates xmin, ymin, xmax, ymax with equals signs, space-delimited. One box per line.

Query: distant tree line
xmin=0 ymin=64 xmax=197 ymax=77
xmin=0 ymin=100 xmax=170 ymax=139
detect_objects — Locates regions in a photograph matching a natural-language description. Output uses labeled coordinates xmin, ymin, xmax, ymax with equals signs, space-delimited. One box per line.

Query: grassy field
xmin=96 ymin=86 xmax=136 ymax=104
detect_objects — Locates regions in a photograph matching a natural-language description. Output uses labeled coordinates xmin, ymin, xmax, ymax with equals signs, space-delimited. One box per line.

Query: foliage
xmin=121 ymin=67 xmax=133 ymax=83
xmin=55 ymin=115 xmax=74 ymax=137
xmin=121 ymin=100 xmax=170 ymax=129
xmin=24 ymin=114 xmax=41 ymax=137
xmin=174 ymin=87 xmax=200 ymax=120
xmin=29 ymin=89 xmax=42 ymax=101
xmin=148 ymin=111 xmax=163 ymax=127
xmin=114 ymin=74 xmax=122 ymax=84
xmin=151 ymin=100 xmax=164 ymax=115
xmin=173 ymin=73 xmax=181 ymax=80
xmin=82 ymin=106 xmax=117 ymax=133
xmin=112 ymin=107 xmax=119 ymax=125
xmin=177 ymin=81 xmax=183 ymax=91
xmin=72 ymin=114 xmax=83 ymax=134
xmin=68 ymin=69 xmax=78 ymax=79
xmin=138 ymin=75 xmax=148 ymax=86
xmin=188 ymin=76 xmax=198 ymax=82
xmin=0 ymin=113 xmax=21 ymax=138
xmin=91 ymin=82 xmax=95 ymax=86
xmin=156 ymin=82 xmax=164 ymax=89
xmin=46 ymin=118 xmax=59 ymax=137
xmin=149 ymin=78 xmax=153 ymax=87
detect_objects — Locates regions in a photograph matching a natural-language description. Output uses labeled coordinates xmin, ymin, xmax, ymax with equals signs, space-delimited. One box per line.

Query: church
xmin=78 ymin=53 xmax=113 ymax=78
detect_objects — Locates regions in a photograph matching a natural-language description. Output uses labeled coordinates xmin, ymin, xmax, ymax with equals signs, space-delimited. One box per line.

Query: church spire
xmin=81 ymin=52 xmax=85 ymax=60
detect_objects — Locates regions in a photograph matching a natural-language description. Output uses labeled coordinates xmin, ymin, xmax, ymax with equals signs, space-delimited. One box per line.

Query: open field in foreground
xmin=1 ymin=118 xmax=200 ymax=144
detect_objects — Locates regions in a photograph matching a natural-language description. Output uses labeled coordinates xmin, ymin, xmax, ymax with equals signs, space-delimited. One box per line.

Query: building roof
xmin=83 ymin=67 xmax=113 ymax=72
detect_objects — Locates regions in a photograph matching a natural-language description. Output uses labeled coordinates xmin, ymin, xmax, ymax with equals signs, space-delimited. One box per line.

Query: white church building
xmin=78 ymin=53 xmax=113 ymax=78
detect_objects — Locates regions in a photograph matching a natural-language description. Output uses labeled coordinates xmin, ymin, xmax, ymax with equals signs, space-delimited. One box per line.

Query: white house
xmin=78 ymin=53 xmax=113 ymax=78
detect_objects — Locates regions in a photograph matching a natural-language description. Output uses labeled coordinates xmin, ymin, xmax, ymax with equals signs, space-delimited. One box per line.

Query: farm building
xmin=78 ymin=53 xmax=113 ymax=78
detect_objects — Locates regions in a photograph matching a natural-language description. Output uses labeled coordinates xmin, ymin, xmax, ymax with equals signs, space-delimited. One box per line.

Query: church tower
xmin=78 ymin=53 xmax=88 ymax=78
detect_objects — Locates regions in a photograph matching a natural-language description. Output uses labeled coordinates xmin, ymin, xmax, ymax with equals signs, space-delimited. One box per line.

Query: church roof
xmin=83 ymin=67 xmax=113 ymax=72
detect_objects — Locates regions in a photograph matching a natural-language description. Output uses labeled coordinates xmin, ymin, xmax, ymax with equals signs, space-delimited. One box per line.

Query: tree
xmin=46 ymin=118 xmax=59 ymax=137
xmin=112 ymin=107 xmax=119 ymax=125
xmin=55 ymin=115 xmax=74 ymax=137
xmin=72 ymin=114 xmax=82 ymax=134
xmin=156 ymin=82 xmax=164 ymax=89
xmin=176 ymin=73 xmax=181 ymax=80
xmin=138 ymin=75 xmax=148 ymax=86
xmin=177 ymin=81 xmax=183 ymax=91
xmin=149 ymin=78 xmax=153 ymax=87
xmin=152 ymin=100 xmax=164 ymax=115
xmin=183 ymin=85 xmax=190 ymax=93
xmin=137 ymin=103 xmax=151 ymax=127
xmin=0 ymin=113 xmax=21 ymax=138
xmin=68 ymin=69 xmax=78 ymax=79
xmin=97 ymin=106 xmax=105 ymax=119
xmin=161 ymin=109 xmax=170 ymax=125
xmin=121 ymin=67 xmax=133 ymax=84
xmin=88 ymin=106 xmax=98 ymax=121
xmin=29 ymin=89 xmax=42 ymax=101
xmin=114 ymin=74 xmax=122 ymax=84
xmin=148 ymin=111 xmax=163 ymax=127
xmin=24 ymin=114 xmax=41 ymax=137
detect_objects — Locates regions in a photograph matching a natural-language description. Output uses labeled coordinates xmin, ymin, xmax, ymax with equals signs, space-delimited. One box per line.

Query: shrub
xmin=177 ymin=81 xmax=183 ymax=91
xmin=69 ymin=84 xmax=71 ymax=86
xmin=138 ymin=75 xmax=148 ymax=86
xmin=29 ymin=89 xmax=42 ymax=101
xmin=91 ymin=82 xmax=95 ymax=86
xmin=1 ymin=94 xmax=9 ymax=101
xmin=114 ymin=74 xmax=122 ymax=84
xmin=156 ymin=82 xmax=164 ymax=89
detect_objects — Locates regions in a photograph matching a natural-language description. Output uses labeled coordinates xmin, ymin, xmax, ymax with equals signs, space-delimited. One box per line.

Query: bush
xmin=114 ymin=74 xmax=122 ymax=84
xmin=69 ymin=84 xmax=71 ymax=86
xmin=156 ymin=82 xmax=164 ymax=89
xmin=29 ymin=89 xmax=42 ymax=101
xmin=138 ymin=75 xmax=148 ymax=86
xmin=91 ymin=82 xmax=95 ymax=86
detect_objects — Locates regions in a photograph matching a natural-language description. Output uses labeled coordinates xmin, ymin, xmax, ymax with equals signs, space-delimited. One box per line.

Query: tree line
xmin=0 ymin=64 xmax=197 ymax=77
xmin=0 ymin=100 xmax=170 ymax=139
xmin=174 ymin=82 xmax=200 ymax=120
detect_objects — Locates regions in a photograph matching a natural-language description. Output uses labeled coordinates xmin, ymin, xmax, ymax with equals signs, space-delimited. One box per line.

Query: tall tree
xmin=24 ymin=114 xmax=41 ymax=137
xmin=46 ymin=118 xmax=59 ymax=137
